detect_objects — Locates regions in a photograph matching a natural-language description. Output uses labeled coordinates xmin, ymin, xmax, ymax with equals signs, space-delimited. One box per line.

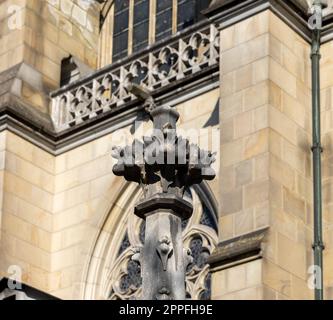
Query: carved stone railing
xmin=50 ymin=24 xmax=220 ymax=131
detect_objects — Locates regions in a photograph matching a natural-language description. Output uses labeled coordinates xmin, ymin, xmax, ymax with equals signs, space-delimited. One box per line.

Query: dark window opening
xmin=196 ymin=0 xmax=211 ymax=20
xmin=178 ymin=0 xmax=196 ymax=30
xmin=113 ymin=0 xmax=130 ymax=61
xmin=114 ymin=0 xmax=129 ymax=12
xmin=113 ymin=31 xmax=129 ymax=61
xmin=134 ymin=0 xmax=150 ymax=24
xmin=133 ymin=0 xmax=150 ymax=53
xmin=178 ymin=0 xmax=211 ymax=31
xmin=60 ymin=56 xmax=80 ymax=87
xmin=114 ymin=10 xmax=129 ymax=34
xmin=111 ymin=0 xmax=212 ymax=61
xmin=60 ymin=56 xmax=93 ymax=86
xmin=155 ymin=0 xmax=172 ymax=42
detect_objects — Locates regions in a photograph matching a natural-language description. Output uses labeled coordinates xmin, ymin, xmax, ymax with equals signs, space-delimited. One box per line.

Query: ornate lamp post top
xmin=111 ymin=86 xmax=216 ymax=300
xmin=112 ymin=90 xmax=216 ymax=218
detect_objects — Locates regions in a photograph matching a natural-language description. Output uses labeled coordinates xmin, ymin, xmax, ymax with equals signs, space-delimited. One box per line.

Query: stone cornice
xmin=0 ymin=64 xmax=219 ymax=155
xmin=6 ymin=0 xmax=333 ymax=155
xmin=204 ymin=0 xmax=333 ymax=44
xmin=208 ymin=227 xmax=269 ymax=271
xmin=0 ymin=278 xmax=59 ymax=300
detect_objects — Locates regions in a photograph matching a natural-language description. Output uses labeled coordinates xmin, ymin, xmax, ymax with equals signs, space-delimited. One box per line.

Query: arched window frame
xmin=98 ymin=0 xmax=212 ymax=66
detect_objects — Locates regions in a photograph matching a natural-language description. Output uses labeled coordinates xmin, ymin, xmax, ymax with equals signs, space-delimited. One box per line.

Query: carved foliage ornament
xmin=111 ymin=106 xmax=216 ymax=205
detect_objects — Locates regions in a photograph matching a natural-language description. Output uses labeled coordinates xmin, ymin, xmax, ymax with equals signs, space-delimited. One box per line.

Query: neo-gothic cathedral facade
xmin=1 ymin=0 xmax=333 ymax=300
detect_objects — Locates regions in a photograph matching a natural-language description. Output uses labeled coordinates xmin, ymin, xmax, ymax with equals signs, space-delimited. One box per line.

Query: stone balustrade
xmin=50 ymin=24 xmax=220 ymax=131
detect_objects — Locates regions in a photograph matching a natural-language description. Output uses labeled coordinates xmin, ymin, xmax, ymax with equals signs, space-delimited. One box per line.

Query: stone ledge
xmin=135 ymin=194 xmax=194 ymax=220
xmin=208 ymin=227 xmax=269 ymax=270
xmin=205 ymin=0 xmax=309 ymax=18
xmin=0 ymin=278 xmax=59 ymax=300
xmin=0 ymin=60 xmax=219 ymax=155
xmin=0 ymin=64 xmax=54 ymax=132
xmin=203 ymin=0 xmax=333 ymax=43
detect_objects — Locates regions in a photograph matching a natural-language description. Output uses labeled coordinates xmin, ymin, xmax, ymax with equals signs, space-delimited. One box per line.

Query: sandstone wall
xmin=213 ymin=10 xmax=314 ymax=300
xmin=0 ymin=88 xmax=219 ymax=299
xmin=0 ymin=0 xmax=99 ymax=113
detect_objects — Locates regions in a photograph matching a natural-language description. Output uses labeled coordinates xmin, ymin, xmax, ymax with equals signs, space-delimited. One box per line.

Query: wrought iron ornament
xmin=111 ymin=100 xmax=215 ymax=300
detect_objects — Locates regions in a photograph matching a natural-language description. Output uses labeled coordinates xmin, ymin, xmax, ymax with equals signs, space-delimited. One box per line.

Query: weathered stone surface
xmin=216 ymin=9 xmax=315 ymax=301
xmin=208 ymin=228 xmax=268 ymax=268
xmin=221 ymin=188 xmax=243 ymax=215
xmin=235 ymin=160 xmax=252 ymax=186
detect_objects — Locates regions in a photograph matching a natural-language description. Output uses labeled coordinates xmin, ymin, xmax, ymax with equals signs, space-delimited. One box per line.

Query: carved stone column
xmin=112 ymin=103 xmax=215 ymax=300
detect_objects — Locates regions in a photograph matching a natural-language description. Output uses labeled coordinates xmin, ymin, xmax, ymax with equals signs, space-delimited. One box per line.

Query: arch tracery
xmin=83 ymin=182 xmax=218 ymax=300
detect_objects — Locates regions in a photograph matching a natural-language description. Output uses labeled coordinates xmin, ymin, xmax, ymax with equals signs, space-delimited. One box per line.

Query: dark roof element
xmin=60 ymin=56 xmax=94 ymax=87
xmin=205 ymin=0 xmax=309 ymax=15
xmin=203 ymin=0 xmax=333 ymax=37
xmin=208 ymin=227 xmax=269 ymax=269
xmin=0 ymin=278 xmax=59 ymax=300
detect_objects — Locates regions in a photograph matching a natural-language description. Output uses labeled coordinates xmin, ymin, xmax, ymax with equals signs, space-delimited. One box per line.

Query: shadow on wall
xmin=204 ymin=99 xmax=219 ymax=128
